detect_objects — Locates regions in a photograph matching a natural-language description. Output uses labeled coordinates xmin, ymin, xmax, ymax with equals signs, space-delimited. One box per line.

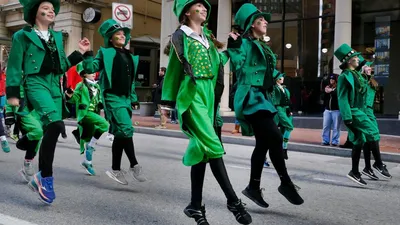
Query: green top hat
xmin=358 ymin=55 xmax=374 ymax=67
xmin=173 ymin=0 xmax=211 ymax=22
xmin=234 ymin=3 xmax=271 ymax=33
xmin=273 ymin=69 xmax=285 ymax=81
xmin=334 ymin=43 xmax=361 ymax=65
xmin=76 ymin=62 xmax=85 ymax=77
xmin=19 ymin=0 xmax=60 ymax=24
xmin=98 ymin=19 xmax=131 ymax=48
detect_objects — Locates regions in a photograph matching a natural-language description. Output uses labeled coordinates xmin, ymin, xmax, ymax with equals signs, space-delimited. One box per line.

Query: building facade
xmin=0 ymin=0 xmax=162 ymax=101
xmin=160 ymin=0 xmax=400 ymax=116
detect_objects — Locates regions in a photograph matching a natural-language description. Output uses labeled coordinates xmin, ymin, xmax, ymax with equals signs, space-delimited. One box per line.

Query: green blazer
xmin=82 ymin=47 xmax=139 ymax=103
xmin=337 ymin=70 xmax=358 ymax=121
xmin=227 ymin=37 xmax=276 ymax=136
xmin=6 ymin=26 xmax=82 ymax=98
xmin=68 ymin=81 xmax=102 ymax=122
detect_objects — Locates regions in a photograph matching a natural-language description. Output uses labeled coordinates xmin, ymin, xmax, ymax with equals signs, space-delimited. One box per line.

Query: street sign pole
xmin=112 ymin=2 xmax=133 ymax=50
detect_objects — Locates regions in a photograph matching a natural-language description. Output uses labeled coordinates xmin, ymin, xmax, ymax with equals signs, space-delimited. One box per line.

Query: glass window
xmin=132 ymin=47 xmax=151 ymax=57
xmin=352 ymin=0 xmax=400 ymax=115
xmin=136 ymin=60 xmax=151 ymax=87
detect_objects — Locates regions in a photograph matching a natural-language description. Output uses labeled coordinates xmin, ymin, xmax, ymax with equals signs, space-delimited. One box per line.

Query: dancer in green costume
xmin=6 ymin=0 xmax=90 ymax=204
xmin=357 ymin=56 xmax=391 ymax=180
xmin=66 ymin=62 xmax=109 ymax=176
xmin=270 ymin=70 xmax=293 ymax=160
xmin=227 ymin=3 xmax=303 ymax=208
xmin=334 ymin=44 xmax=391 ymax=187
xmin=162 ymin=1 xmax=252 ymax=224
xmin=83 ymin=19 xmax=147 ymax=185
xmin=5 ymin=86 xmax=43 ymax=183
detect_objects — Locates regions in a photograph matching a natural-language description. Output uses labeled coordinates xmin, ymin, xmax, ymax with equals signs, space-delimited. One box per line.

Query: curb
xmin=63 ymin=120 xmax=400 ymax=163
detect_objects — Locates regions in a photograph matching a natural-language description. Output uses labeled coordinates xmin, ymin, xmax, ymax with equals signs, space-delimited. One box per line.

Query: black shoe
xmin=362 ymin=168 xmax=379 ymax=180
xmin=184 ymin=204 xmax=209 ymax=225
xmin=346 ymin=171 xmax=367 ymax=186
xmin=283 ymin=149 xmax=288 ymax=160
xmin=373 ymin=163 xmax=392 ymax=179
xmin=278 ymin=182 xmax=304 ymax=205
xmin=242 ymin=186 xmax=269 ymax=208
xmin=16 ymin=135 xmax=29 ymax=151
xmin=72 ymin=129 xmax=80 ymax=145
xmin=227 ymin=199 xmax=252 ymax=225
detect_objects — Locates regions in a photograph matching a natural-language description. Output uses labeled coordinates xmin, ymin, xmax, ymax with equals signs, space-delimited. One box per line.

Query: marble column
xmin=333 ymin=0 xmax=352 ymax=75
xmin=160 ymin=0 xmax=179 ymax=68
xmin=216 ymin=0 xmax=234 ymax=116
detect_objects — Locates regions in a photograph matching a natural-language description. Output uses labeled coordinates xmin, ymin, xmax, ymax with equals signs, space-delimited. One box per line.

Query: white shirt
xmin=34 ymin=29 xmax=50 ymax=42
xmin=180 ymin=25 xmax=209 ymax=49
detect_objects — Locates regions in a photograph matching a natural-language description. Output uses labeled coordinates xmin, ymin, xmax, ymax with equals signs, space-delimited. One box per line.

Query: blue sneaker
xmin=81 ymin=161 xmax=96 ymax=176
xmin=28 ymin=172 xmax=55 ymax=204
xmin=264 ymin=161 xmax=270 ymax=168
xmin=1 ymin=140 xmax=10 ymax=153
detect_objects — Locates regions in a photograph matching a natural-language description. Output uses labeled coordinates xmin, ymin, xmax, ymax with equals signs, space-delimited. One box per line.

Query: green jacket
xmin=270 ymin=85 xmax=290 ymax=107
xmin=6 ymin=26 xmax=82 ymax=98
xmin=337 ymin=69 xmax=366 ymax=121
xmin=365 ymin=83 xmax=376 ymax=108
xmin=162 ymin=28 xmax=229 ymax=132
xmin=227 ymin=37 xmax=276 ymax=136
xmin=82 ymin=47 xmax=139 ymax=104
xmin=68 ymin=81 xmax=102 ymax=122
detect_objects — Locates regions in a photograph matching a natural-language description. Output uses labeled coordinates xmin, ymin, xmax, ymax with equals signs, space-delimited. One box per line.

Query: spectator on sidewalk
xmin=153 ymin=67 xmax=167 ymax=129
xmin=231 ymin=119 xmax=240 ymax=134
xmin=321 ymin=74 xmax=341 ymax=146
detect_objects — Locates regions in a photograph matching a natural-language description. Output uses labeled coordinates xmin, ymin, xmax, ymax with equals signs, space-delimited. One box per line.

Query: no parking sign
xmin=112 ymin=3 xmax=133 ymax=49
xmin=112 ymin=3 xmax=133 ymax=29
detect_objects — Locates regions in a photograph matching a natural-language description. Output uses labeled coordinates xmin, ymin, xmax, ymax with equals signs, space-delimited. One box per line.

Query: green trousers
xmin=103 ymin=93 xmax=134 ymax=138
xmin=24 ymin=74 xmax=64 ymax=126
xmin=181 ymin=79 xmax=224 ymax=166
xmin=6 ymin=104 xmax=43 ymax=152
xmin=78 ymin=111 xmax=109 ymax=153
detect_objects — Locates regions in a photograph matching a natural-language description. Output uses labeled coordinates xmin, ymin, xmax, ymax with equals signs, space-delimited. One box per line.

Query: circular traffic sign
xmin=113 ymin=5 xmax=131 ymax=22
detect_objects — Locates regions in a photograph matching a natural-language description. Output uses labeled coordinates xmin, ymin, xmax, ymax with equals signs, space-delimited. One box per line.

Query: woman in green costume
xmin=6 ymin=0 xmax=89 ymax=204
xmin=334 ymin=44 xmax=391 ymax=187
xmin=227 ymin=3 xmax=303 ymax=208
xmin=5 ymin=86 xmax=43 ymax=183
xmin=162 ymin=1 xmax=251 ymax=224
xmin=357 ymin=57 xmax=391 ymax=180
xmin=66 ymin=62 xmax=109 ymax=176
xmin=83 ymin=19 xmax=147 ymax=185
xmin=271 ymin=70 xmax=293 ymax=160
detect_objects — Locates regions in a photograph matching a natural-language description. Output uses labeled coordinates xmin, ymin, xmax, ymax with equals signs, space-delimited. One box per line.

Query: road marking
xmin=313 ymin=177 xmax=340 ymax=183
xmin=0 ymin=213 xmax=38 ymax=225
xmin=226 ymin=165 xmax=275 ymax=174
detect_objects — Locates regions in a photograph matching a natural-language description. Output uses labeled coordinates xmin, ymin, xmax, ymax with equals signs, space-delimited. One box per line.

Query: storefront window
xmin=352 ymin=0 xmax=400 ymax=114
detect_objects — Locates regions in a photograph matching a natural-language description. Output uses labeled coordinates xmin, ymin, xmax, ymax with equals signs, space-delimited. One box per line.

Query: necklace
xmin=33 ymin=25 xmax=57 ymax=53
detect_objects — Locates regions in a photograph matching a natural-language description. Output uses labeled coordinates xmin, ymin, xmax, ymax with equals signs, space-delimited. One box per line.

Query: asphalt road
xmin=0 ymin=126 xmax=399 ymax=225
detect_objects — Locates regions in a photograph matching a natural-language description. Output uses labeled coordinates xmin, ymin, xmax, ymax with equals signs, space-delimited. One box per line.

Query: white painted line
xmin=0 ymin=213 xmax=38 ymax=225
xmin=226 ymin=165 xmax=275 ymax=174
xmin=313 ymin=177 xmax=340 ymax=183
xmin=227 ymin=165 xmax=250 ymax=170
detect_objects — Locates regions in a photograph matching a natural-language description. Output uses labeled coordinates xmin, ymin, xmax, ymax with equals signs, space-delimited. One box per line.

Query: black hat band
xmin=341 ymin=50 xmax=355 ymax=63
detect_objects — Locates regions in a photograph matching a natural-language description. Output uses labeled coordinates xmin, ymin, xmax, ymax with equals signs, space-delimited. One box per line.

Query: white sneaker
xmin=129 ymin=165 xmax=148 ymax=182
xmin=105 ymin=169 xmax=128 ymax=185
xmin=20 ymin=160 xmax=35 ymax=183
